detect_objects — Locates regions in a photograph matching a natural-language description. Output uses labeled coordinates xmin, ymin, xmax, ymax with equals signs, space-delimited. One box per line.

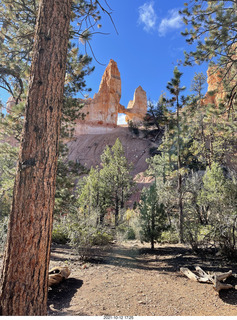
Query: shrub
xmin=116 ymin=223 xmax=128 ymax=242
xmin=91 ymin=229 xmax=113 ymax=245
xmin=116 ymin=222 xmax=137 ymax=241
xmin=52 ymin=219 xmax=70 ymax=244
xmin=69 ymin=225 xmax=113 ymax=259
xmin=126 ymin=227 xmax=136 ymax=240
xmin=128 ymin=120 xmax=139 ymax=136
xmin=160 ymin=229 xmax=179 ymax=244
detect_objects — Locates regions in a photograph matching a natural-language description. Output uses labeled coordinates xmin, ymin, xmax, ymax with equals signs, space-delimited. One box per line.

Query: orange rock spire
xmin=75 ymin=59 xmax=147 ymax=131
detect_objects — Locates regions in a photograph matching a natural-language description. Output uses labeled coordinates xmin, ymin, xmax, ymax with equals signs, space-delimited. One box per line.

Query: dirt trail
xmin=48 ymin=241 xmax=237 ymax=316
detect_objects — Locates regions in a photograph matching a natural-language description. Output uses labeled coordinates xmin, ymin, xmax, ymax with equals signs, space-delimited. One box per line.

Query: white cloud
xmin=158 ymin=9 xmax=183 ymax=37
xmin=138 ymin=2 xmax=157 ymax=32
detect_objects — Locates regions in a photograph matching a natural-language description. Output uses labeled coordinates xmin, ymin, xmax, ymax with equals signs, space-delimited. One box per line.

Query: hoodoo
xmin=119 ymin=85 xmax=147 ymax=124
xmin=78 ymin=59 xmax=122 ymax=126
xmin=74 ymin=59 xmax=147 ymax=135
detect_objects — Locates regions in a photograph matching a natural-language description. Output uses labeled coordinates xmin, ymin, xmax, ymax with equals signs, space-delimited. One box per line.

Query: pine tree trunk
xmin=176 ymin=98 xmax=184 ymax=243
xmin=178 ymin=172 xmax=184 ymax=243
xmin=115 ymin=193 xmax=119 ymax=226
xmin=0 ymin=0 xmax=71 ymax=315
xmin=151 ymin=237 xmax=154 ymax=250
xmin=151 ymin=210 xmax=155 ymax=249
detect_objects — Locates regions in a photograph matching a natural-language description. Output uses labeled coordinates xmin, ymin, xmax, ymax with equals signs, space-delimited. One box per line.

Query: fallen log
xmin=195 ymin=266 xmax=213 ymax=283
xmin=213 ymin=274 xmax=234 ymax=293
xmin=180 ymin=267 xmax=200 ymax=282
xmin=48 ymin=266 xmax=70 ymax=287
xmin=180 ymin=266 xmax=234 ymax=293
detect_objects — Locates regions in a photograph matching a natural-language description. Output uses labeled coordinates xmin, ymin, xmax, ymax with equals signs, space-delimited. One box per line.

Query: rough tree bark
xmin=0 ymin=0 xmax=71 ymax=315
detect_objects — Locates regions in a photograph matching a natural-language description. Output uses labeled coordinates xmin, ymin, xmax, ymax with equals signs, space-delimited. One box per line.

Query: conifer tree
xmin=166 ymin=66 xmax=186 ymax=243
xmin=0 ymin=0 xmax=115 ymax=315
xmin=0 ymin=0 xmax=108 ymax=221
xmin=139 ymin=183 xmax=167 ymax=249
xmin=184 ymin=78 xmax=236 ymax=168
xmin=181 ymin=0 xmax=237 ymax=112
xmin=78 ymin=139 xmax=135 ymax=227
xmin=0 ymin=0 xmax=100 ymax=104
xmin=197 ymin=162 xmax=237 ymax=256
xmin=181 ymin=0 xmax=237 ymax=68
xmin=143 ymin=95 xmax=169 ymax=132
xmin=77 ymin=166 xmax=107 ymax=224
xmin=190 ymin=72 xmax=207 ymax=100
xmin=0 ymin=0 xmax=72 ymax=315
xmin=100 ymin=139 xmax=135 ymax=226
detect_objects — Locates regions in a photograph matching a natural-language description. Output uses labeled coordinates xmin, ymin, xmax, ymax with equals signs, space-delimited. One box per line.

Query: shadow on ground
xmin=49 ymin=242 xmax=237 ymax=308
xmin=219 ymin=275 xmax=237 ymax=305
xmin=87 ymin=244 xmax=237 ymax=274
xmin=87 ymin=243 xmax=237 ymax=305
xmin=47 ymin=278 xmax=83 ymax=315
xmin=50 ymin=244 xmax=80 ymax=263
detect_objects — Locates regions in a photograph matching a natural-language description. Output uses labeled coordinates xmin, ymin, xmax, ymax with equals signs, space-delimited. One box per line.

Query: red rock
xmin=77 ymin=59 xmax=121 ymax=126
xmin=125 ymin=86 xmax=147 ymax=124
xmin=75 ymin=60 xmax=147 ymax=133
xmin=202 ymin=66 xmax=226 ymax=106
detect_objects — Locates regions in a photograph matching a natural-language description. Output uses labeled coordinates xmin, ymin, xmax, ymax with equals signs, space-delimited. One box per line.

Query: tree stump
xmin=48 ymin=267 xmax=70 ymax=287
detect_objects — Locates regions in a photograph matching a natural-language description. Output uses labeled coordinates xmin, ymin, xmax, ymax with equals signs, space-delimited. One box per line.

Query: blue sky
xmin=1 ymin=1 xmax=209 ymax=124
xmin=80 ymin=0 xmax=208 ymax=124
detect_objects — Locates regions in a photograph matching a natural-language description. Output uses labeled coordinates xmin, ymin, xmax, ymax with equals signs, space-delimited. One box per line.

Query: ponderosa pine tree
xmin=0 ymin=0 xmax=99 ymax=105
xmin=0 ymin=0 xmax=110 ymax=222
xmin=0 ymin=1 xmax=96 ymax=225
xmin=166 ymin=66 xmax=186 ymax=243
xmin=197 ymin=162 xmax=237 ymax=256
xmin=100 ymin=138 xmax=135 ymax=226
xmin=143 ymin=95 xmax=169 ymax=133
xmin=180 ymin=0 xmax=237 ymax=113
xmin=181 ymin=1 xmax=237 ymax=67
xmin=0 ymin=0 xmax=115 ymax=315
xmin=183 ymin=77 xmax=236 ymax=168
xmin=78 ymin=139 xmax=135 ymax=227
xmin=0 ymin=0 xmax=95 ymax=139
xmin=190 ymin=72 xmax=207 ymax=100
xmin=0 ymin=0 xmax=71 ymax=315
xmin=139 ymin=183 xmax=167 ymax=249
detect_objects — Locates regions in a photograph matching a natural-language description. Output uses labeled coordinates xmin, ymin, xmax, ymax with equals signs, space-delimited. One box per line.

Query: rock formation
xmin=79 ymin=59 xmax=121 ymax=126
xmin=74 ymin=59 xmax=147 ymax=134
xmin=4 ymin=59 xmax=147 ymax=135
xmin=202 ymin=66 xmax=225 ymax=106
xmin=118 ymin=86 xmax=147 ymax=124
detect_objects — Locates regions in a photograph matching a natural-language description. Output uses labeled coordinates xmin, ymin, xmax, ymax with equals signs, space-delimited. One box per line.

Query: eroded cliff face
xmin=74 ymin=59 xmax=147 ymax=135
xmin=202 ymin=67 xmax=226 ymax=106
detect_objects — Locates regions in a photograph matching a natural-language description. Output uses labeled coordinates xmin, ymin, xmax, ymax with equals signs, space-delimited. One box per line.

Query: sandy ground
xmin=48 ymin=241 xmax=237 ymax=316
